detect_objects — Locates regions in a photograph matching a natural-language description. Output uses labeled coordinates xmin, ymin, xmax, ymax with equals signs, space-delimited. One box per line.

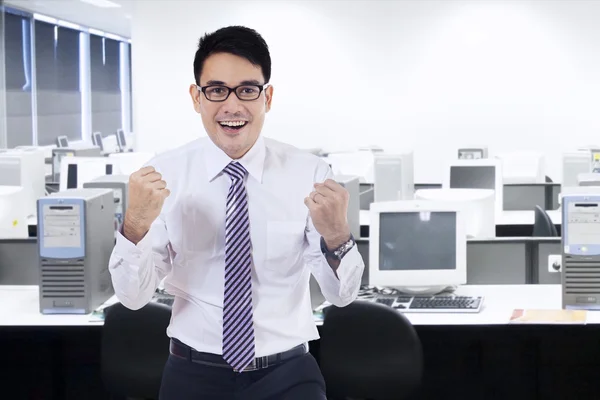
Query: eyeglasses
xmin=197 ymin=83 xmax=269 ymax=102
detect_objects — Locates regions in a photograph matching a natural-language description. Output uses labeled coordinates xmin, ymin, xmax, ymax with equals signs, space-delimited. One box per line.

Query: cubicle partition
xmin=355 ymin=237 xmax=561 ymax=286
xmin=503 ymin=183 xmax=560 ymax=211
xmin=0 ymin=239 xmax=39 ymax=285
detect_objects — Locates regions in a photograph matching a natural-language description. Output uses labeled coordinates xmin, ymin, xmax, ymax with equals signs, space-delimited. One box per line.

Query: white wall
xmin=131 ymin=0 xmax=600 ymax=183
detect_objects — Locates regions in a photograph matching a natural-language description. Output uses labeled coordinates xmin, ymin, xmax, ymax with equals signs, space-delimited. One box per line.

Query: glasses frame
xmin=196 ymin=83 xmax=270 ymax=102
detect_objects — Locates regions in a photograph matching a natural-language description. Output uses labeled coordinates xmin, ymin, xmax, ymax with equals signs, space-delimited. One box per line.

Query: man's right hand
xmin=123 ymin=166 xmax=170 ymax=244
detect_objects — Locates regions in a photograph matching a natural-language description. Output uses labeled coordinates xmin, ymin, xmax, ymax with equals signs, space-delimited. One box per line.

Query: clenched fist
xmin=304 ymin=179 xmax=351 ymax=251
xmin=123 ymin=166 xmax=170 ymax=244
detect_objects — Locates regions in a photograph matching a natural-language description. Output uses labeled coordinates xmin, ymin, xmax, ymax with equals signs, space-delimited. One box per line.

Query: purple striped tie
xmin=222 ymin=162 xmax=255 ymax=372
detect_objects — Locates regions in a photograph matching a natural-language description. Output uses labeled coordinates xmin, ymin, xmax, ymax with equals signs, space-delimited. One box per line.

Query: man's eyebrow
xmin=205 ymin=80 xmax=226 ymax=85
xmin=240 ymin=79 xmax=262 ymax=85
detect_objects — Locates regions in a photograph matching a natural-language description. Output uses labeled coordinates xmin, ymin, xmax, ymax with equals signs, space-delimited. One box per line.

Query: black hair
xmin=193 ymin=26 xmax=271 ymax=86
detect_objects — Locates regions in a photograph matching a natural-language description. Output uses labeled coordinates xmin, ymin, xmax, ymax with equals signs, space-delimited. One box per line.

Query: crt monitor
xmin=369 ymin=200 xmax=467 ymax=294
xmin=444 ymin=159 xmax=503 ymax=218
xmin=458 ymin=147 xmax=488 ymax=160
xmin=59 ymin=157 xmax=117 ymax=191
xmin=56 ymin=136 xmax=69 ymax=148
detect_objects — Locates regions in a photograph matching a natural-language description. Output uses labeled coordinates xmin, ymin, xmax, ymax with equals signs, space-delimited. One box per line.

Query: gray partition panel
xmin=467 ymin=239 xmax=528 ymax=284
xmin=550 ymin=185 xmax=561 ymax=210
xmin=357 ymin=239 xmax=369 ymax=285
xmin=0 ymin=239 xmax=39 ymax=285
xmin=359 ymin=187 xmax=374 ymax=210
xmin=503 ymin=184 xmax=546 ymax=211
xmin=535 ymin=239 xmax=562 ymax=284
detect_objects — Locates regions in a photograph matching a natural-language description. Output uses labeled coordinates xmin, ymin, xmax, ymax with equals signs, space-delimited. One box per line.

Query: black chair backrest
xmin=533 ymin=205 xmax=558 ymax=237
xmin=101 ymin=302 xmax=172 ymax=399
xmin=320 ymin=301 xmax=423 ymax=400
xmin=545 ymin=175 xmax=553 ymax=183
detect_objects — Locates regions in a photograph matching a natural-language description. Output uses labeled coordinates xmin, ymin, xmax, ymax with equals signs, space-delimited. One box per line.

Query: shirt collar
xmin=204 ymin=136 xmax=265 ymax=183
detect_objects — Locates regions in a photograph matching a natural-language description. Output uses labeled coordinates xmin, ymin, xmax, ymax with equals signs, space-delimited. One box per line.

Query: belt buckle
xmin=243 ymin=355 xmax=268 ymax=372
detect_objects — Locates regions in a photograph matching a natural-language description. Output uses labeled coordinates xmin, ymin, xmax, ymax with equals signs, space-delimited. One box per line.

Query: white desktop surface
xmin=0 ymin=285 xmax=116 ymax=326
xmin=319 ymin=284 xmax=600 ymax=326
xmin=359 ymin=209 xmax=562 ymax=227
xmin=4 ymin=284 xmax=598 ymax=327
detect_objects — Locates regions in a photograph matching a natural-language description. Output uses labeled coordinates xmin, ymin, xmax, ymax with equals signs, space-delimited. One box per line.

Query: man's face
xmin=189 ymin=52 xmax=273 ymax=159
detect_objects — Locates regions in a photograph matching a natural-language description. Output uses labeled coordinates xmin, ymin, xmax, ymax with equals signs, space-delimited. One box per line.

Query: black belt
xmin=169 ymin=338 xmax=308 ymax=372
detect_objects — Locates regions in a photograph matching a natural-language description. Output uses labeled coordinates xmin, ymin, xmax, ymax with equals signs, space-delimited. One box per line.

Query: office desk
xmin=5 ymin=284 xmax=600 ymax=400
xmin=0 ymin=285 xmax=114 ymax=326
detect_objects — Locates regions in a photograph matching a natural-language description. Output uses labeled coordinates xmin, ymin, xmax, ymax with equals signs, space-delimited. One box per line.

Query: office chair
xmin=320 ymin=301 xmax=423 ymax=400
xmin=533 ymin=205 xmax=558 ymax=237
xmin=545 ymin=175 xmax=553 ymax=183
xmin=101 ymin=301 xmax=172 ymax=400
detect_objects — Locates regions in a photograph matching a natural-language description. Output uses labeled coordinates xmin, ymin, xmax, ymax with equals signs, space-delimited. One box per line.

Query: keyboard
xmin=374 ymin=294 xmax=483 ymax=313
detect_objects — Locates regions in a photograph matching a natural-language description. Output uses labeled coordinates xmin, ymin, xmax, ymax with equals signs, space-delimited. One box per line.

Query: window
xmin=35 ymin=20 xmax=81 ymax=146
xmin=4 ymin=9 xmax=33 ymax=148
xmin=90 ymin=34 xmax=121 ymax=137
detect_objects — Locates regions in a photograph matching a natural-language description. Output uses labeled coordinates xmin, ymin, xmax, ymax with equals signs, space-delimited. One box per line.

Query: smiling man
xmin=108 ymin=26 xmax=364 ymax=400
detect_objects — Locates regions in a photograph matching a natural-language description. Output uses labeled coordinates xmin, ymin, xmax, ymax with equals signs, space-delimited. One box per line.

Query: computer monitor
xmin=577 ymin=173 xmax=600 ymax=187
xmin=0 ymin=148 xmax=46 ymax=218
xmin=108 ymin=152 xmax=155 ymax=176
xmin=414 ymin=188 xmax=495 ymax=239
xmin=92 ymin=132 xmax=104 ymax=151
xmin=458 ymin=147 xmax=488 ymax=160
xmin=0 ymin=186 xmax=28 ymax=239
xmin=115 ymin=129 xmax=127 ymax=152
xmin=325 ymin=151 xmax=375 ymax=183
xmin=59 ymin=157 xmax=117 ymax=191
xmin=369 ymin=200 xmax=467 ymax=294
xmin=56 ymin=136 xmax=69 ymax=148
xmin=563 ymin=151 xmax=592 ymax=187
xmin=496 ymin=151 xmax=545 ymax=184
xmin=373 ymin=152 xmax=414 ymax=202
xmin=444 ymin=159 xmax=503 ymax=218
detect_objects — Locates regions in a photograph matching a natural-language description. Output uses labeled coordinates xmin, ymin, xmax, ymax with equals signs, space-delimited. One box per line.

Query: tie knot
xmin=223 ymin=162 xmax=247 ymax=181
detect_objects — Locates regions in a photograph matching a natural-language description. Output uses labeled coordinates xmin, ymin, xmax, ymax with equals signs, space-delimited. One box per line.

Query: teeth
xmin=220 ymin=121 xmax=246 ymax=127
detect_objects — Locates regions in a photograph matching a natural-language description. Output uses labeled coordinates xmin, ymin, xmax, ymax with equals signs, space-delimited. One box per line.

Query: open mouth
xmin=219 ymin=120 xmax=248 ymax=133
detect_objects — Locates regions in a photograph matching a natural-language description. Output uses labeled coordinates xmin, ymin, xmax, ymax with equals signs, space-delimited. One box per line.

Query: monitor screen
xmin=450 ymin=166 xmax=495 ymax=190
xmin=58 ymin=137 xmax=68 ymax=148
xmin=117 ymin=130 xmax=126 ymax=148
xmin=378 ymin=211 xmax=456 ymax=271
xmin=93 ymin=132 xmax=104 ymax=151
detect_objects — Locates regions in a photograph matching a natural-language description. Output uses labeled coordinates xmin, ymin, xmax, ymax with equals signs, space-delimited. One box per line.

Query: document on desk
xmin=509 ymin=309 xmax=587 ymax=324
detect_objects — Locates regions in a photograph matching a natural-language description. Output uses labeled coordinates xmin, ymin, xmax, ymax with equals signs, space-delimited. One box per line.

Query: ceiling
xmin=4 ymin=0 xmax=133 ymax=37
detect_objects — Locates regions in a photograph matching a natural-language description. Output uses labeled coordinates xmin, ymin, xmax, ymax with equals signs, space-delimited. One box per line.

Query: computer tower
xmin=334 ymin=175 xmax=360 ymax=239
xmin=37 ymin=188 xmax=115 ymax=314
xmin=83 ymin=174 xmax=129 ymax=232
xmin=52 ymin=147 xmax=102 ymax=183
xmin=561 ymin=191 xmax=600 ymax=310
xmin=374 ymin=152 xmax=414 ymax=202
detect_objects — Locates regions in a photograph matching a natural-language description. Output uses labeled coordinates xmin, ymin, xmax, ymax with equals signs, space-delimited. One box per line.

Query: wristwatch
xmin=320 ymin=234 xmax=355 ymax=261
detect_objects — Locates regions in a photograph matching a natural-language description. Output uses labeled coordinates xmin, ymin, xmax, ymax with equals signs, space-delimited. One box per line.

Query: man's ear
xmin=265 ymin=85 xmax=273 ymax=113
xmin=189 ymin=84 xmax=201 ymax=113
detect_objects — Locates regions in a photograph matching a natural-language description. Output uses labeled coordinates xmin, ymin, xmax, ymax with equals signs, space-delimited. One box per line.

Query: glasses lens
xmin=205 ymin=86 xmax=229 ymax=101
xmin=236 ymin=85 xmax=261 ymax=101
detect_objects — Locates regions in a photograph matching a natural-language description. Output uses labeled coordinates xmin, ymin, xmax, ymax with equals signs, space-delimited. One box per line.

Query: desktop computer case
xmin=38 ymin=189 xmax=115 ymax=314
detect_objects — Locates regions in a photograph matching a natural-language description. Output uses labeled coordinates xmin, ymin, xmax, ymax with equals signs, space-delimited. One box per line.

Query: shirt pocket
xmin=264 ymin=221 xmax=306 ymax=276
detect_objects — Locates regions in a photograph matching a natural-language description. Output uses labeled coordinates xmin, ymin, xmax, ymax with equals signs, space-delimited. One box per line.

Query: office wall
xmin=131 ymin=0 xmax=600 ymax=183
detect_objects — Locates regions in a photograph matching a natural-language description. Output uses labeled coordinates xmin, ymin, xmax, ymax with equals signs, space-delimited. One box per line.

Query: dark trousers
xmin=159 ymin=351 xmax=327 ymax=400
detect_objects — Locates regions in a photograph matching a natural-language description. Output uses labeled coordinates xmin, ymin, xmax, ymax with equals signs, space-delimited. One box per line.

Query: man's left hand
xmin=304 ymin=179 xmax=351 ymax=250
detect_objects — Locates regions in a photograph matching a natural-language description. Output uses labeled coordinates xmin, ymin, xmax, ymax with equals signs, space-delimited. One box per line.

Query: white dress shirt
xmin=108 ymin=136 xmax=365 ymax=357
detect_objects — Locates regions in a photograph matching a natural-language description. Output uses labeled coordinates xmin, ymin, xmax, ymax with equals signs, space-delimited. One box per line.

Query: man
xmin=108 ymin=25 xmax=364 ymax=399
